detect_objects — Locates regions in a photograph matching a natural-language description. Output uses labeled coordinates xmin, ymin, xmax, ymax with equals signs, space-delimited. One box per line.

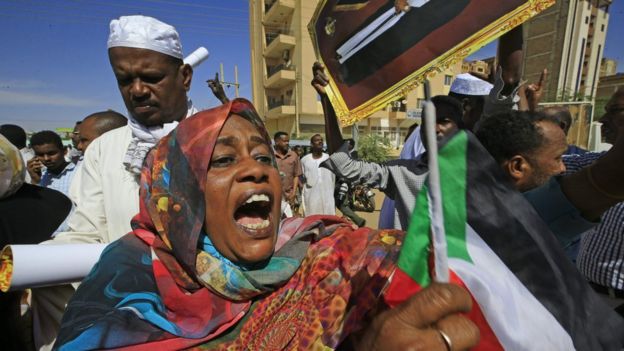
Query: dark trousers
xmin=338 ymin=197 xmax=366 ymax=227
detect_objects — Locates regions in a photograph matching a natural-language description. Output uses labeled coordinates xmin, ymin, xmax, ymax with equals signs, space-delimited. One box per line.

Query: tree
xmin=358 ymin=134 xmax=392 ymax=163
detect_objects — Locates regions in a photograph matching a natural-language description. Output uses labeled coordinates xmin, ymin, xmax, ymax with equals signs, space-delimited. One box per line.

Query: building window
xmin=601 ymin=24 xmax=605 ymax=31
xmin=585 ymin=16 xmax=589 ymax=24
xmin=444 ymin=75 xmax=453 ymax=86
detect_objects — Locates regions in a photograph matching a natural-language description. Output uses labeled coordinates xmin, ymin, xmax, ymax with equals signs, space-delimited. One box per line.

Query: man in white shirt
xmin=31 ymin=15 xmax=195 ymax=351
xmin=301 ymin=134 xmax=335 ymax=215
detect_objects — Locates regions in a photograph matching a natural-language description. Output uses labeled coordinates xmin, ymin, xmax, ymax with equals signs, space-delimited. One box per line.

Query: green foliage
xmin=357 ymin=134 xmax=392 ymax=163
xmin=594 ymin=97 xmax=610 ymax=119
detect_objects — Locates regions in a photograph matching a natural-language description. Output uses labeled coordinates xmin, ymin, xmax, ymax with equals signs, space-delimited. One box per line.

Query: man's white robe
xmin=301 ymin=153 xmax=336 ymax=216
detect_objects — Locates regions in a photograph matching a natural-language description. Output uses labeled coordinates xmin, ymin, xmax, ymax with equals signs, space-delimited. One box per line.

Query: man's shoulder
xmin=86 ymin=125 xmax=132 ymax=156
xmin=98 ymin=124 xmax=131 ymax=142
xmin=286 ymin=149 xmax=300 ymax=159
xmin=562 ymin=151 xmax=606 ymax=175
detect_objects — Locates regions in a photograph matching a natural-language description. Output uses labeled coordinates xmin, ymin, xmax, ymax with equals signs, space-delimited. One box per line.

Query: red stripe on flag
xmin=384 ymin=268 xmax=423 ymax=307
xmin=383 ymin=268 xmax=504 ymax=350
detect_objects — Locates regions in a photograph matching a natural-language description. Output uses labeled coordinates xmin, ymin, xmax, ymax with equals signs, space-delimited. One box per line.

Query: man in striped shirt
xmin=564 ymin=88 xmax=624 ymax=314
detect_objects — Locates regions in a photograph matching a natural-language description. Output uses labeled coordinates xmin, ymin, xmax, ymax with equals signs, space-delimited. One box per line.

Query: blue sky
xmin=0 ymin=0 xmax=622 ymax=131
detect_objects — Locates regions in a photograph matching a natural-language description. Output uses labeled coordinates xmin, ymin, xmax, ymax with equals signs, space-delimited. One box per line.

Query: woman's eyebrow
xmin=216 ymin=136 xmax=237 ymax=147
xmin=250 ymin=135 xmax=269 ymax=146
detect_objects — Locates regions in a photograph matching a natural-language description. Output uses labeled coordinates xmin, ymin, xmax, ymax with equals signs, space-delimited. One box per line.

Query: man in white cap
xmin=30 ymin=15 xmax=196 ymax=351
xmin=448 ymin=72 xmax=494 ymax=131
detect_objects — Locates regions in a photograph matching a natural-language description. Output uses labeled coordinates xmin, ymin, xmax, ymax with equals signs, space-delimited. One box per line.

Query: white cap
xmin=449 ymin=73 xmax=493 ymax=96
xmin=108 ymin=15 xmax=183 ymax=59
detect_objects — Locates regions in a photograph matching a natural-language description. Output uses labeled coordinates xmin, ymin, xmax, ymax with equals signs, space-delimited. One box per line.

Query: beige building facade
xmin=597 ymin=73 xmax=624 ymax=100
xmin=523 ymin=0 xmax=612 ymax=101
xmin=600 ymin=57 xmax=618 ymax=78
xmin=462 ymin=59 xmax=492 ymax=79
xmin=249 ymin=0 xmax=463 ymax=147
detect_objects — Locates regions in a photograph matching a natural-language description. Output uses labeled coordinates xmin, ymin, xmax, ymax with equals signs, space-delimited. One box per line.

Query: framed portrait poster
xmin=308 ymin=0 xmax=555 ymax=125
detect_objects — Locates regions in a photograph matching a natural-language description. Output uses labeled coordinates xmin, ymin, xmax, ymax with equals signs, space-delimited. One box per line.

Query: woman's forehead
xmin=216 ymin=114 xmax=271 ymax=147
xmin=222 ymin=114 xmax=263 ymax=135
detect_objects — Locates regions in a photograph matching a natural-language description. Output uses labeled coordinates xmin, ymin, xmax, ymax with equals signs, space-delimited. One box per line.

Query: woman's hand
xmin=358 ymin=283 xmax=479 ymax=350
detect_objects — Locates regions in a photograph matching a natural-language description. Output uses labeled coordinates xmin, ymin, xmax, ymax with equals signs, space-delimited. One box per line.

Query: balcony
xmin=265 ymin=64 xmax=296 ymax=89
xmin=266 ymin=97 xmax=295 ymax=119
xmin=264 ymin=0 xmax=295 ymax=25
xmin=264 ymin=30 xmax=295 ymax=58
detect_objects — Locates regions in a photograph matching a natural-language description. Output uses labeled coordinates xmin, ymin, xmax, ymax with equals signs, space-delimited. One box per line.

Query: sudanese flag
xmin=384 ymin=131 xmax=624 ymax=350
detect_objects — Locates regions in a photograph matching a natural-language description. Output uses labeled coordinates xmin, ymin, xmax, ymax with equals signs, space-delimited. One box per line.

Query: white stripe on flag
xmin=449 ymin=225 xmax=575 ymax=351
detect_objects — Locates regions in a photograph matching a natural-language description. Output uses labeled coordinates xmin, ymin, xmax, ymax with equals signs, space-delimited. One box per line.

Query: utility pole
xmin=218 ymin=63 xmax=240 ymax=98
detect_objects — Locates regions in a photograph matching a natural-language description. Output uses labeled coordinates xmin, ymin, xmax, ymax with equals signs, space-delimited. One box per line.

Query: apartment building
xmin=249 ymin=0 xmax=463 ymax=146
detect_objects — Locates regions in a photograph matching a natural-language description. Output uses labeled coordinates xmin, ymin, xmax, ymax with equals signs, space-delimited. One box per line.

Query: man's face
xmin=520 ymin=121 xmax=567 ymax=191
xmin=108 ymin=47 xmax=192 ymax=127
xmin=310 ymin=135 xmax=324 ymax=152
xmin=599 ymin=90 xmax=624 ymax=145
xmin=203 ymin=114 xmax=281 ymax=265
xmin=76 ymin=118 xmax=100 ymax=153
xmin=71 ymin=123 xmax=80 ymax=148
xmin=420 ymin=117 xmax=459 ymax=146
xmin=33 ymin=143 xmax=66 ymax=173
xmin=461 ymin=97 xmax=484 ymax=132
xmin=274 ymin=134 xmax=290 ymax=153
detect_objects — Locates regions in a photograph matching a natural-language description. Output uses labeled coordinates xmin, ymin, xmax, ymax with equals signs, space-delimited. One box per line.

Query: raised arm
xmin=497 ymin=25 xmax=523 ymax=95
xmin=207 ymin=72 xmax=230 ymax=104
xmin=311 ymin=62 xmax=344 ymax=154
xmin=561 ymin=131 xmax=624 ymax=221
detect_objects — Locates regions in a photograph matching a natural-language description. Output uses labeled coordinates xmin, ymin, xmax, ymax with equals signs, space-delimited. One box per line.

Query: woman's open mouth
xmin=233 ymin=193 xmax=273 ymax=236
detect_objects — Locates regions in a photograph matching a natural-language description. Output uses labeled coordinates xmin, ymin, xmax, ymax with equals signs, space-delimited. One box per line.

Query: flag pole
xmin=422 ymin=80 xmax=449 ymax=283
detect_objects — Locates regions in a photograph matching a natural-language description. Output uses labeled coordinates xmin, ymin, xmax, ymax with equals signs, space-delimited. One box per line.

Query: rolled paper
xmin=183 ymin=47 xmax=209 ymax=68
xmin=0 ymin=243 xmax=108 ymax=292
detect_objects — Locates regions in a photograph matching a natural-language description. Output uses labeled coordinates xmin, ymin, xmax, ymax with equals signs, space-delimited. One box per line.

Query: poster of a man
xmin=309 ymin=0 xmax=554 ymax=125
xmin=337 ymin=0 xmax=470 ymax=86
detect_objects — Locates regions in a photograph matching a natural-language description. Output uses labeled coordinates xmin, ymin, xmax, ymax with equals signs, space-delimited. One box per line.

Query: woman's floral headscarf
xmin=132 ymin=98 xmax=285 ymax=291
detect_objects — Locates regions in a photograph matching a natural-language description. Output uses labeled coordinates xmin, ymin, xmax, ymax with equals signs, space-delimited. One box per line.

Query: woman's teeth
xmin=240 ymin=219 xmax=270 ymax=230
xmin=245 ymin=194 xmax=270 ymax=204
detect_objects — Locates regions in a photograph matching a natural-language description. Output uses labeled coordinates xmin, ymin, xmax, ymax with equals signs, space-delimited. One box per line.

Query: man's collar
xmin=44 ymin=161 xmax=76 ymax=177
xmin=274 ymin=148 xmax=292 ymax=159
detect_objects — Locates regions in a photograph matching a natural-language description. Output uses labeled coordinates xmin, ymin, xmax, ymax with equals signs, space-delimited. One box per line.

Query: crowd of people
xmin=0 ymin=4 xmax=623 ymax=351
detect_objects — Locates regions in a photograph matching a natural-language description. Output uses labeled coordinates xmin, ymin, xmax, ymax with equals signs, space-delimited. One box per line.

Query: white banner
xmin=0 ymin=244 xmax=108 ymax=292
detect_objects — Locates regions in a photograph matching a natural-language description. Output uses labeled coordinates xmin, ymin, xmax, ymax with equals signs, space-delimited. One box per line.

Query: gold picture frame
xmin=308 ymin=0 xmax=555 ymax=126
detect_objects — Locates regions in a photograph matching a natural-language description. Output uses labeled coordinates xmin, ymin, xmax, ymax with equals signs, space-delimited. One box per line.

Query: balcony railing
xmin=267 ymin=63 xmax=295 ymax=77
xmin=265 ymin=29 xmax=294 ymax=45
xmin=268 ymin=97 xmax=294 ymax=109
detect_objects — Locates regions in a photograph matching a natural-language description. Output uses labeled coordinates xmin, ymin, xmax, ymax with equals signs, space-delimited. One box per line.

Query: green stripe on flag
xmin=397 ymin=131 xmax=471 ymax=286
xmin=398 ymin=182 xmax=432 ymax=286
xmin=439 ymin=131 xmax=470 ymax=261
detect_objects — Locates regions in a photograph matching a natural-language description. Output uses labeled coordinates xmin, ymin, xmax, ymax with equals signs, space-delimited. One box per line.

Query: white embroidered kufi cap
xmin=450 ymin=73 xmax=493 ymax=96
xmin=108 ymin=15 xmax=183 ymax=59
